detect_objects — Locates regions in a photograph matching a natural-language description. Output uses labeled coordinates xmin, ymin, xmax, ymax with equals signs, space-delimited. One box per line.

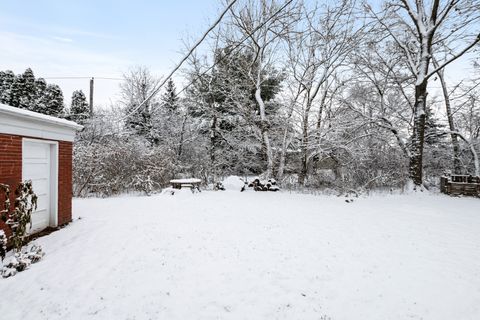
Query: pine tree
xmin=43 ymin=84 xmax=64 ymax=116
xmin=0 ymin=71 xmax=15 ymax=104
xmin=19 ymin=68 xmax=36 ymax=110
xmin=70 ymin=90 xmax=90 ymax=124
xmin=126 ymin=102 xmax=154 ymax=138
xmin=424 ymin=106 xmax=446 ymax=146
xmin=9 ymin=74 xmax=23 ymax=108
xmin=120 ymin=66 xmax=159 ymax=144
xmin=161 ymin=78 xmax=178 ymax=113
xmin=33 ymin=78 xmax=48 ymax=113
xmin=6 ymin=68 xmax=36 ymax=109
xmin=0 ymin=68 xmax=66 ymax=117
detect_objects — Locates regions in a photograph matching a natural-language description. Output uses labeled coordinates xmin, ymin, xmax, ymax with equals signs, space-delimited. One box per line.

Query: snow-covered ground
xmin=1 ymin=191 xmax=480 ymax=320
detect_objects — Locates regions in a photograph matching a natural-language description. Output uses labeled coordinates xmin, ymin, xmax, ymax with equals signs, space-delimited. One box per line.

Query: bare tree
xmin=285 ymin=0 xmax=364 ymax=185
xmin=367 ymin=0 xmax=480 ymax=186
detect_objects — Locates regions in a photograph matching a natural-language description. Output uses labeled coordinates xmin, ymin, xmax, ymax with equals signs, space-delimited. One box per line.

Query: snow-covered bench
xmin=170 ymin=178 xmax=202 ymax=192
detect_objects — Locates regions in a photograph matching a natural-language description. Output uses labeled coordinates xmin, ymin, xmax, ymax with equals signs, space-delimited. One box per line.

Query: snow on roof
xmin=0 ymin=103 xmax=83 ymax=131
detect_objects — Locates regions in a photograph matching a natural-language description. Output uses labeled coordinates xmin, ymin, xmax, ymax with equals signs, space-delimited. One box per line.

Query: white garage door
xmin=23 ymin=140 xmax=52 ymax=233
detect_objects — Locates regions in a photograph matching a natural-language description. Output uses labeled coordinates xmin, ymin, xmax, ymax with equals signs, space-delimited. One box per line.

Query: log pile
xmin=242 ymin=178 xmax=280 ymax=192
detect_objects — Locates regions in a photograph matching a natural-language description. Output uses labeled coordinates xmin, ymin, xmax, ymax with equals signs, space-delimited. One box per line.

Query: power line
xmin=118 ymin=0 xmax=239 ymax=122
xmin=43 ymin=76 xmax=123 ymax=80
xmin=95 ymin=77 xmax=124 ymax=81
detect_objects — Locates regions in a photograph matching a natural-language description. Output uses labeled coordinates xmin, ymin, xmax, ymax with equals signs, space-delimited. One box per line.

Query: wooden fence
xmin=440 ymin=175 xmax=480 ymax=197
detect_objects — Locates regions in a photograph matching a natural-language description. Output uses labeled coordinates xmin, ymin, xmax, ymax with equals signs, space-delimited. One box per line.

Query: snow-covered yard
xmin=1 ymin=191 xmax=480 ymax=320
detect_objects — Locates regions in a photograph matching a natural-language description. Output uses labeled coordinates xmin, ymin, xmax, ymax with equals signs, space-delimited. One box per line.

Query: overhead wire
xmin=120 ymin=0 xmax=295 ymax=122
xmin=174 ymin=0 xmax=295 ymax=99
xmin=118 ymin=0 xmax=239 ymax=122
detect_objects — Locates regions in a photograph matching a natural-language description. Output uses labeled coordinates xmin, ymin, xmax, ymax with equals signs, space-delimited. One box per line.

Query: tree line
xmin=0 ymin=68 xmax=91 ymax=124
xmin=29 ymin=0 xmax=480 ymax=196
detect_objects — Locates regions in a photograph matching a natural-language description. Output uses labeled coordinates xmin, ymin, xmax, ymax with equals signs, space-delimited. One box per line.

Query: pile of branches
xmin=244 ymin=178 xmax=280 ymax=192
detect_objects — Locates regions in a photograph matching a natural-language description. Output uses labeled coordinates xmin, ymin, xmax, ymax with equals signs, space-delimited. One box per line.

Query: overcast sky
xmin=0 ymin=0 xmax=220 ymax=107
xmin=0 ymin=1 xmax=476 ymax=110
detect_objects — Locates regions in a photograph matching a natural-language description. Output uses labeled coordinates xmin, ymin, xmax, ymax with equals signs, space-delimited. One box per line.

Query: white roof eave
xmin=0 ymin=103 xmax=83 ymax=142
xmin=0 ymin=103 xmax=83 ymax=130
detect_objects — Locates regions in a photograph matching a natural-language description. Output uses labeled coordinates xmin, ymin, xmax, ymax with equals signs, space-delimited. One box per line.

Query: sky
xmin=0 ymin=0 xmax=220 ymax=107
xmin=0 ymin=1 xmax=476 ymax=110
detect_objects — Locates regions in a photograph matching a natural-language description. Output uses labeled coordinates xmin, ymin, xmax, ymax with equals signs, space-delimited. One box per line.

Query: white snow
xmin=1 ymin=191 xmax=480 ymax=319
xmin=221 ymin=175 xmax=247 ymax=191
xmin=170 ymin=178 xmax=202 ymax=184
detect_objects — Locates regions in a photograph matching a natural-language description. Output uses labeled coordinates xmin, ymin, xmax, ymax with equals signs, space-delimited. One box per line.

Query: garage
xmin=0 ymin=103 xmax=82 ymax=235
xmin=23 ymin=140 xmax=56 ymax=232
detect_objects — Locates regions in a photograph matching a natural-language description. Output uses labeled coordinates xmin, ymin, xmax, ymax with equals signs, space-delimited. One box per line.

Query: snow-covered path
xmin=1 ymin=191 xmax=480 ymax=320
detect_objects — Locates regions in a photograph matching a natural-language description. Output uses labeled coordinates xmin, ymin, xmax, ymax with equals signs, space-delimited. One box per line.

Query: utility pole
xmin=89 ymin=77 xmax=94 ymax=115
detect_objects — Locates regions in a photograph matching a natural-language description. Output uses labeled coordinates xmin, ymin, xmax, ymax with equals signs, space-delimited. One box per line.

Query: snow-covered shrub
xmin=131 ymin=174 xmax=158 ymax=196
xmin=24 ymin=243 xmax=44 ymax=263
xmin=1 ymin=181 xmax=38 ymax=252
xmin=74 ymin=138 xmax=175 ymax=197
xmin=3 ymin=253 xmax=30 ymax=273
xmin=0 ymin=183 xmax=10 ymax=260
xmin=0 ymin=230 xmax=6 ymax=261
xmin=7 ymin=181 xmax=38 ymax=252
xmin=73 ymin=116 xmax=176 ymax=197
xmin=1 ymin=243 xmax=44 ymax=278
xmin=0 ymin=182 xmax=45 ymax=278
xmin=4 ymin=246 xmax=44 ymax=277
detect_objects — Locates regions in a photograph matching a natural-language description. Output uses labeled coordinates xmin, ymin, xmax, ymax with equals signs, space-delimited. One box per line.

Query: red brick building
xmin=0 ymin=103 xmax=82 ymax=235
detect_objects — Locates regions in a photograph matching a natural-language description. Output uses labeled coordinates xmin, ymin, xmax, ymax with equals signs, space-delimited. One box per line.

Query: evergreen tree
xmin=19 ymin=68 xmax=36 ymax=110
xmin=187 ymin=47 xmax=284 ymax=177
xmin=125 ymin=102 xmax=155 ymax=139
xmin=43 ymin=84 xmax=64 ymax=116
xmin=33 ymin=78 xmax=48 ymax=113
xmin=120 ymin=66 xmax=159 ymax=144
xmin=424 ymin=106 xmax=447 ymax=146
xmin=9 ymin=74 xmax=23 ymax=108
xmin=0 ymin=71 xmax=15 ymax=104
xmin=5 ymin=68 xmax=36 ymax=109
xmin=161 ymin=78 xmax=178 ymax=113
xmin=0 ymin=68 xmax=67 ymax=117
xmin=70 ymin=90 xmax=90 ymax=124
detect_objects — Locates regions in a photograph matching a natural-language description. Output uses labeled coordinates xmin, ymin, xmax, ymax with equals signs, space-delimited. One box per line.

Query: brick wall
xmin=0 ymin=134 xmax=73 ymax=236
xmin=58 ymin=141 xmax=73 ymax=225
xmin=0 ymin=134 xmax=22 ymax=237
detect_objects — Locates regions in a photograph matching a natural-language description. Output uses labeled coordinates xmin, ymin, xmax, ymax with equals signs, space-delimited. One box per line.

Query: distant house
xmin=0 ymin=103 xmax=82 ymax=234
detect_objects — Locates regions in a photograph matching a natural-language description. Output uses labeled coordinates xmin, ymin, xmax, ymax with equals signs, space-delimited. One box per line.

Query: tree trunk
xmin=177 ymin=114 xmax=187 ymax=158
xmin=408 ymin=82 xmax=428 ymax=186
xmin=277 ymin=131 xmax=291 ymax=182
xmin=255 ymin=77 xmax=274 ymax=178
xmin=468 ymin=141 xmax=480 ymax=176
xmin=210 ymin=113 xmax=218 ymax=183
xmin=277 ymin=103 xmax=295 ymax=181
xmin=315 ymin=87 xmax=328 ymax=137
xmin=455 ymin=133 xmax=480 ymax=177
xmin=298 ymin=112 xmax=309 ymax=186
xmin=435 ymin=63 xmax=462 ymax=173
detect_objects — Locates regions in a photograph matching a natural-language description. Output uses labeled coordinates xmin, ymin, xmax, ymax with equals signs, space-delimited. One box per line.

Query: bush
xmin=0 ymin=230 xmax=6 ymax=261
xmin=0 ymin=181 xmax=44 ymax=278
xmin=74 ymin=137 xmax=176 ymax=197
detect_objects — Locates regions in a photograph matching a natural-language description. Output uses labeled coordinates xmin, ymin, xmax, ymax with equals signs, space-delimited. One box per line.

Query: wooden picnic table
xmin=170 ymin=178 xmax=202 ymax=192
